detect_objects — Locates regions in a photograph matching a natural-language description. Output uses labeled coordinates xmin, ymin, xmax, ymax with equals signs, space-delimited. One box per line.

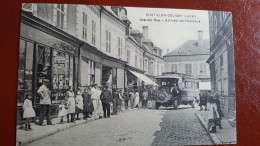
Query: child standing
xmin=23 ymin=93 xmax=36 ymax=131
xmin=66 ymin=86 xmax=76 ymax=123
xmin=58 ymin=100 xmax=67 ymax=124
xmin=75 ymin=90 xmax=83 ymax=120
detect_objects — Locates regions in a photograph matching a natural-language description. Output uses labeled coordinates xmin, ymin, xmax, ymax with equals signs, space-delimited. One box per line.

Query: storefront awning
xmin=128 ymin=70 xmax=158 ymax=86
xmin=199 ymin=82 xmax=211 ymax=90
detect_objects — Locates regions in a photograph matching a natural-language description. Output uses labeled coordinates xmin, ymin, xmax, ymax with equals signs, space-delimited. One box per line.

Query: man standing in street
xmin=37 ymin=79 xmax=54 ymax=126
xmin=123 ymin=88 xmax=129 ymax=109
xmin=100 ymin=85 xmax=112 ymax=118
xmin=142 ymin=89 xmax=148 ymax=109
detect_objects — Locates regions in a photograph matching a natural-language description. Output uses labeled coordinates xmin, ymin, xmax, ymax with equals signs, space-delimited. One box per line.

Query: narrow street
xmin=26 ymin=105 xmax=212 ymax=146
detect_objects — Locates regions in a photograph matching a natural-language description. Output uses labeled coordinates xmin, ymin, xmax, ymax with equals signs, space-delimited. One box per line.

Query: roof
xmin=143 ymin=38 xmax=153 ymax=43
xmin=164 ymin=40 xmax=210 ymax=57
xmin=130 ymin=29 xmax=142 ymax=35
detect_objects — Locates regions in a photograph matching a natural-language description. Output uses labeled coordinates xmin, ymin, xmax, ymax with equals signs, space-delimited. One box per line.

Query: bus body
xmin=155 ymin=72 xmax=200 ymax=110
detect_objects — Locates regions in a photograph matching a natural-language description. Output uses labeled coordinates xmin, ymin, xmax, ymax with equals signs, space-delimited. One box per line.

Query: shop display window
xmin=17 ymin=39 xmax=34 ymax=106
xmin=52 ymin=50 xmax=74 ymax=102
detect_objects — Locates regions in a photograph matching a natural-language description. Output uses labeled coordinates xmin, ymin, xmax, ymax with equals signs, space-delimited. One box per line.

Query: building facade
xmin=17 ymin=4 xmax=164 ymax=123
xmin=207 ymin=11 xmax=235 ymax=118
xmin=164 ymin=31 xmax=211 ymax=90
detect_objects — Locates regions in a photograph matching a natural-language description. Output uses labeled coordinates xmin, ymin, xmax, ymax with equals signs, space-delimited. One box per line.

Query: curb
xmin=17 ymin=116 xmax=100 ymax=146
xmin=194 ymin=112 xmax=222 ymax=145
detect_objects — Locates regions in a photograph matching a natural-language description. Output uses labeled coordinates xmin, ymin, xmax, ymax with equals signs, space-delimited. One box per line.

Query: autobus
xmin=155 ymin=72 xmax=200 ymax=110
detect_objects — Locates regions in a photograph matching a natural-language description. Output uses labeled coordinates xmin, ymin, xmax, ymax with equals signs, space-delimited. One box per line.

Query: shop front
xmin=126 ymin=65 xmax=157 ymax=91
xmin=101 ymin=55 xmax=126 ymax=91
xmin=17 ymin=12 xmax=81 ymax=124
xmin=79 ymin=44 xmax=102 ymax=87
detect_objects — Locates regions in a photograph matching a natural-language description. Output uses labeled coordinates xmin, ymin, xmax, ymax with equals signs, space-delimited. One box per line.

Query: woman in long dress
xmin=134 ymin=91 xmax=140 ymax=109
xmin=207 ymin=95 xmax=219 ymax=133
xmin=97 ymin=86 xmax=103 ymax=118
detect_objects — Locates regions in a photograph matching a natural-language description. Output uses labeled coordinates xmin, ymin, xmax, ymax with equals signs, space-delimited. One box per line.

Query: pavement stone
xmin=195 ymin=110 xmax=237 ymax=145
xmin=152 ymin=106 xmax=213 ymax=146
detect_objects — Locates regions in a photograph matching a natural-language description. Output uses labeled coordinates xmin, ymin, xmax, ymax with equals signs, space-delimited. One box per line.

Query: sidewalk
xmin=16 ymin=108 xmax=138 ymax=146
xmin=16 ymin=114 xmax=99 ymax=146
xmin=195 ymin=110 xmax=237 ymax=145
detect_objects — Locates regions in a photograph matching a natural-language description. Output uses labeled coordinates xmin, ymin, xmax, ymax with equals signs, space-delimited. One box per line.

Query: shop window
xmin=92 ymin=20 xmax=96 ymax=46
xmin=52 ymin=50 xmax=74 ymax=102
xmin=90 ymin=60 xmax=95 ymax=85
xmin=56 ymin=4 xmax=65 ymax=30
xmin=17 ymin=39 xmax=34 ymax=106
xmin=106 ymin=30 xmax=111 ymax=53
xmin=82 ymin=12 xmax=87 ymax=41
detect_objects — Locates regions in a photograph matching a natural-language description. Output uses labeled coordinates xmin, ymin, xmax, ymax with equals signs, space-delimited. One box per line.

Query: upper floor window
xmin=185 ymin=64 xmax=192 ymax=75
xmin=82 ymin=12 xmax=87 ymax=41
xmin=200 ymin=63 xmax=206 ymax=75
xmin=118 ymin=37 xmax=122 ymax=57
xmin=92 ymin=20 xmax=96 ymax=46
xmin=127 ymin=50 xmax=130 ymax=63
xmin=135 ymin=54 xmax=138 ymax=67
xmin=56 ymin=4 xmax=65 ymax=30
xmin=22 ymin=3 xmax=37 ymax=16
xmin=157 ymin=63 xmax=159 ymax=75
xmin=106 ymin=30 xmax=111 ymax=53
xmin=171 ymin=64 xmax=178 ymax=72
xmin=140 ymin=56 xmax=142 ymax=69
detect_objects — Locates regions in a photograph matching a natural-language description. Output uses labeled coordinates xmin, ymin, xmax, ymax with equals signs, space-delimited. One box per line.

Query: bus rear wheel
xmin=174 ymin=100 xmax=178 ymax=110
xmin=155 ymin=102 xmax=160 ymax=109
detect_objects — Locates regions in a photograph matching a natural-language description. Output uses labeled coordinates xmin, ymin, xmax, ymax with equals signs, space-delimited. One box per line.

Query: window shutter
xmin=53 ymin=4 xmax=57 ymax=26
xmin=22 ymin=3 xmax=33 ymax=12
xmin=32 ymin=4 xmax=37 ymax=16
xmin=64 ymin=4 xmax=68 ymax=31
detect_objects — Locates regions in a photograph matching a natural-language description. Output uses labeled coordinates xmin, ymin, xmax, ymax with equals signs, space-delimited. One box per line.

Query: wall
xmin=100 ymin=10 xmax=127 ymax=61
xmin=76 ymin=5 xmax=101 ymax=49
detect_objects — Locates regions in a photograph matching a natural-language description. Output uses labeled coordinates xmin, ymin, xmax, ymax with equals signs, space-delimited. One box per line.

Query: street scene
xmin=21 ymin=106 xmax=213 ymax=146
xmin=17 ymin=4 xmax=236 ymax=146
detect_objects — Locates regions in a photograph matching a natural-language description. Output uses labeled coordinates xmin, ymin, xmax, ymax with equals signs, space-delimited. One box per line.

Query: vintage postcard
xmin=16 ymin=3 xmax=236 ymax=145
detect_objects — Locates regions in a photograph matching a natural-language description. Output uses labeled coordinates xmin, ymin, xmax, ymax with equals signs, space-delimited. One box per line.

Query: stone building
xmin=164 ymin=31 xmax=211 ymax=90
xmin=207 ymin=11 xmax=235 ymax=118
xmin=17 ymin=4 xmax=163 ymax=124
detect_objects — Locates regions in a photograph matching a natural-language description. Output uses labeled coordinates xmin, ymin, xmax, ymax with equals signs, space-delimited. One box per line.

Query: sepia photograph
xmin=16 ymin=3 xmax=236 ymax=146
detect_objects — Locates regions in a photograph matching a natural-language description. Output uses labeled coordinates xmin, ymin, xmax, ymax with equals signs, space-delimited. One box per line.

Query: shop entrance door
xmin=35 ymin=45 xmax=52 ymax=103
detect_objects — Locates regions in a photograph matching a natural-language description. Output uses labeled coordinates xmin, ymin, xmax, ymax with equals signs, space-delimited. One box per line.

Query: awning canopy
xmin=199 ymin=82 xmax=211 ymax=90
xmin=128 ymin=70 xmax=158 ymax=86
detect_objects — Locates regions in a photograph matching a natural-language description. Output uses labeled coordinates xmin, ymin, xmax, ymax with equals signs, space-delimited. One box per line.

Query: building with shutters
xmin=207 ymin=11 xmax=235 ymax=118
xmin=164 ymin=31 xmax=211 ymax=91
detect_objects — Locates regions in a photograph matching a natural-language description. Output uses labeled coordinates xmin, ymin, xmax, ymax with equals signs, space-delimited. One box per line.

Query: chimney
xmin=198 ymin=30 xmax=203 ymax=47
xmin=142 ymin=26 xmax=149 ymax=38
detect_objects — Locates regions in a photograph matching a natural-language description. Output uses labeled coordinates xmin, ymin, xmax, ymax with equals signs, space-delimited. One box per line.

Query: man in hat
xmin=37 ymin=79 xmax=54 ymax=126
xmin=100 ymin=85 xmax=112 ymax=118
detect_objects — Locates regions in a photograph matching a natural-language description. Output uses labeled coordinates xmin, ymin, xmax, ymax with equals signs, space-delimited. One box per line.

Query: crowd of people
xmin=197 ymin=92 xmax=224 ymax=133
xmin=22 ymin=80 xmax=159 ymax=131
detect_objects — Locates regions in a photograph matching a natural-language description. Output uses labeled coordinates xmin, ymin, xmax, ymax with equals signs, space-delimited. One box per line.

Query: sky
xmin=125 ymin=7 xmax=210 ymax=55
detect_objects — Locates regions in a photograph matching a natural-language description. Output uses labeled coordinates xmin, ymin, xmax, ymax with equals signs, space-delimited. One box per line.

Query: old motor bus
xmin=155 ymin=72 xmax=200 ymax=110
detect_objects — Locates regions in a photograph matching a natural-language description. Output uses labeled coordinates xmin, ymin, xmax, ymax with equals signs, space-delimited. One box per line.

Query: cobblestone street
xmin=26 ymin=105 xmax=212 ymax=146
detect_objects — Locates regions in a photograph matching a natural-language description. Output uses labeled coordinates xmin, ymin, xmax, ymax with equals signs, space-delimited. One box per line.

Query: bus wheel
xmin=155 ymin=102 xmax=160 ymax=109
xmin=174 ymin=100 xmax=178 ymax=110
xmin=191 ymin=103 xmax=195 ymax=108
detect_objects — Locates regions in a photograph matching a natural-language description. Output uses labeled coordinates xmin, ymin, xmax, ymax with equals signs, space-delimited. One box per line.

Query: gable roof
xmin=164 ymin=40 xmax=210 ymax=57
